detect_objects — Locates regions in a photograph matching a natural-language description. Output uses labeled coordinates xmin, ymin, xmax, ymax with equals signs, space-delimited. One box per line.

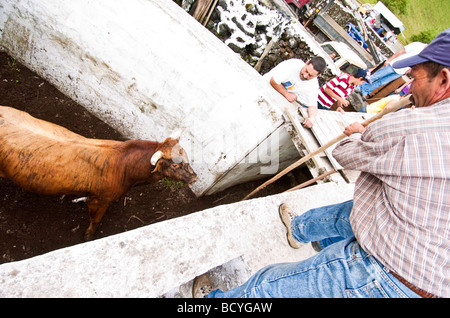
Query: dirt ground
xmin=0 ymin=52 xmax=312 ymax=265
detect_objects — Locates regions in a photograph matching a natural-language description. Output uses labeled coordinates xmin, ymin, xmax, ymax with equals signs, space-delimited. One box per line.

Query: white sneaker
xmin=279 ymin=204 xmax=303 ymax=249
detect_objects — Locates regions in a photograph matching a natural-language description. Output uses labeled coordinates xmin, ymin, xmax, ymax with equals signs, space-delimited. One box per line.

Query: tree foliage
xmin=410 ymin=28 xmax=440 ymax=43
xmin=383 ymin=0 xmax=410 ymax=15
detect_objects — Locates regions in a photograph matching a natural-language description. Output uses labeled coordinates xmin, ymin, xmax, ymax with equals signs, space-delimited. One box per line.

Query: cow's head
xmin=151 ymin=136 xmax=197 ymax=185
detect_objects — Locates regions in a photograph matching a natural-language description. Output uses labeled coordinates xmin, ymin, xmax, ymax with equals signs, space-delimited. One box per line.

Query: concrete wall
xmin=0 ymin=0 xmax=298 ymax=196
xmin=0 ymin=182 xmax=354 ymax=297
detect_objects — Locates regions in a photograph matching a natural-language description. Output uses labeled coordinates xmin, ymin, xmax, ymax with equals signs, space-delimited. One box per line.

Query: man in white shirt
xmin=263 ymin=57 xmax=327 ymax=128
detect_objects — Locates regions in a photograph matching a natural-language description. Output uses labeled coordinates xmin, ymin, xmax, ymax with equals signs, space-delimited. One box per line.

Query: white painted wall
xmin=0 ymin=0 xmax=298 ymax=196
xmin=0 ymin=183 xmax=354 ymax=297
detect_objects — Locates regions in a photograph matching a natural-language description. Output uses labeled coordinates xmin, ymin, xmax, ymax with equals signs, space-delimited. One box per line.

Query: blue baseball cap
xmin=355 ymin=68 xmax=371 ymax=82
xmin=393 ymin=28 xmax=450 ymax=69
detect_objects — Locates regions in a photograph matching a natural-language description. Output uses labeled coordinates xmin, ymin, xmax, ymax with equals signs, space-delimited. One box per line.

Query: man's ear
xmin=441 ymin=68 xmax=450 ymax=87
xmin=437 ymin=68 xmax=450 ymax=98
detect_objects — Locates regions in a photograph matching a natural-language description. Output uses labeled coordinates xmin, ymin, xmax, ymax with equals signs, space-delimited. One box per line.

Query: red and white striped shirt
xmin=333 ymin=98 xmax=450 ymax=297
xmin=318 ymin=74 xmax=355 ymax=109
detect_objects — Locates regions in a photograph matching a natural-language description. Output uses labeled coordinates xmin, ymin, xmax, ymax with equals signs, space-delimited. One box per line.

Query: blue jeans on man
xmin=358 ymin=65 xmax=402 ymax=96
xmin=207 ymin=201 xmax=421 ymax=298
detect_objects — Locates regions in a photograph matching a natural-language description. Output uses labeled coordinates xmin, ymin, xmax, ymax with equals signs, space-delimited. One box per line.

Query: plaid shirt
xmin=333 ymin=98 xmax=450 ymax=297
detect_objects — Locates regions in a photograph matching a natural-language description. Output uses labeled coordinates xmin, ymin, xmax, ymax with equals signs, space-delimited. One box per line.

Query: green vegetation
xmin=8 ymin=57 xmax=21 ymax=73
xmin=363 ymin=0 xmax=449 ymax=44
xmin=159 ymin=177 xmax=184 ymax=191
xmin=7 ymin=57 xmax=21 ymax=84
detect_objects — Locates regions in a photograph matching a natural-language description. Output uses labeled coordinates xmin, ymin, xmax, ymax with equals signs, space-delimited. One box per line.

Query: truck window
xmin=340 ymin=62 xmax=359 ymax=75
xmin=322 ymin=44 xmax=340 ymax=62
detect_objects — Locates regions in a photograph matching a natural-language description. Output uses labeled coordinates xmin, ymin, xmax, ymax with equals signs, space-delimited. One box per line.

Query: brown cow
xmin=0 ymin=106 xmax=197 ymax=240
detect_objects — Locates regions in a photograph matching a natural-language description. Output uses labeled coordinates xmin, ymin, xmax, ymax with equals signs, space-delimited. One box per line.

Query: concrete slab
xmin=0 ymin=182 xmax=354 ymax=297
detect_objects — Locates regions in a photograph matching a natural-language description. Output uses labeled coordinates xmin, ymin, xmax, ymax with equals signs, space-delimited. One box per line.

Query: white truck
xmin=320 ymin=40 xmax=368 ymax=74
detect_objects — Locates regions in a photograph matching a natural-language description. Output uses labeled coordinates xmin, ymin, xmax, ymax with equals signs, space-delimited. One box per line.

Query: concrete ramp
xmin=0 ymin=182 xmax=354 ymax=297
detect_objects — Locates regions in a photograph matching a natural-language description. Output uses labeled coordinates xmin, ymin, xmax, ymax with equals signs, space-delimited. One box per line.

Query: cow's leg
xmin=85 ymin=197 xmax=110 ymax=241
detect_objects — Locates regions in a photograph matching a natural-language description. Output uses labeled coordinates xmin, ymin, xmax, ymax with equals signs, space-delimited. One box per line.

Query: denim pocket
xmin=345 ymin=280 xmax=389 ymax=298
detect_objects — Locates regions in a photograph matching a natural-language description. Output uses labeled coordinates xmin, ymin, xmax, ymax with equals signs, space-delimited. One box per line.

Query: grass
xmin=159 ymin=177 xmax=184 ymax=191
xmin=363 ymin=0 xmax=450 ymax=44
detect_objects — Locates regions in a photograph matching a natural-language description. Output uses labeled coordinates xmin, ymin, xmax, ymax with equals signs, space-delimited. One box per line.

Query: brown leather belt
xmin=391 ymin=272 xmax=440 ymax=298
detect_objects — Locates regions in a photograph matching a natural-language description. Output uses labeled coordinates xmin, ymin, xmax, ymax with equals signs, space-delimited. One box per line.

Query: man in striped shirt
xmin=317 ymin=69 xmax=370 ymax=113
xmin=193 ymin=29 xmax=450 ymax=298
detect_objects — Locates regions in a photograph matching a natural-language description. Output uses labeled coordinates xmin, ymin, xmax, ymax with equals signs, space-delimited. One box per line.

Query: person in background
xmin=360 ymin=75 xmax=414 ymax=113
xmin=193 ymin=28 xmax=450 ymax=298
xmin=318 ymin=69 xmax=371 ymax=113
xmin=359 ymin=94 xmax=401 ymax=113
xmin=357 ymin=42 xmax=426 ymax=97
xmin=263 ymin=57 xmax=327 ymax=128
xmin=395 ymin=77 xmax=413 ymax=96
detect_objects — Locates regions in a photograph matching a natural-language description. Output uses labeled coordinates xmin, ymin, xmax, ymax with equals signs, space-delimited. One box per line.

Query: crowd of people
xmin=260 ymin=39 xmax=429 ymax=127
xmin=192 ymin=28 xmax=450 ymax=298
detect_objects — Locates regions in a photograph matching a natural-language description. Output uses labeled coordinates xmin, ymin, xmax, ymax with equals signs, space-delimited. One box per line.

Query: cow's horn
xmin=151 ymin=151 xmax=163 ymax=166
xmin=169 ymin=127 xmax=186 ymax=140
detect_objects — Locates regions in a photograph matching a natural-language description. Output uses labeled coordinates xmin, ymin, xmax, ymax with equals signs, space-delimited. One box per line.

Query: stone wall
xmin=181 ymin=0 xmax=337 ymax=85
xmin=205 ymin=0 xmax=293 ymax=66
xmin=179 ymin=0 xmax=395 ymax=83
xmin=256 ymin=31 xmax=336 ymax=86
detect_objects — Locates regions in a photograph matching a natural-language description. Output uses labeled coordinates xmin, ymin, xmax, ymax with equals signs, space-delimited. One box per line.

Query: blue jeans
xmin=317 ymin=102 xmax=329 ymax=110
xmin=208 ymin=201 xmax=421 ymax=298
xmin=358 ymin=65 xmax=402 ymax=96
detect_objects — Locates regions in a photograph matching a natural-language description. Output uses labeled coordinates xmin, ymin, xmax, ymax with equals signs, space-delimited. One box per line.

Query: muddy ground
xmin=0 ymin=52 xmax=312 ymax=265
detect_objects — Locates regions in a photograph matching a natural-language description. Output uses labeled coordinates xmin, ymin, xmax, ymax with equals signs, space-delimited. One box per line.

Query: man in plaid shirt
xmin=193 ymin=29 xmax=450 ymax=298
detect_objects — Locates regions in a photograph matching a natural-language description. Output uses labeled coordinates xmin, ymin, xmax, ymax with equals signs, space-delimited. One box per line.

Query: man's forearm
xmin=269 ymin=77 xmax=297 ymax=102
xmin=302 ymin=105 xmax=317 ymax=128
xmin=324 ymin=87 xmax=347 ymax=106
xmin=307 ymin=104 xmax=317 ymax=119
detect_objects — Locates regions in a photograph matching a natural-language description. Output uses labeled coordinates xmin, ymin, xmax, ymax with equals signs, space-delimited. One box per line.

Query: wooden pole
xmin=192 ymin=0 xmax=215 ymax=24
xmin=241 ymin=95 xmax=412 ymax=201
xmin=283 ymin=169 xmax=337 ymax=193
xmin=254 ymin=39 xmax=275 ymax=72
xmin=202 ymin=0 xmax=219 ymax=26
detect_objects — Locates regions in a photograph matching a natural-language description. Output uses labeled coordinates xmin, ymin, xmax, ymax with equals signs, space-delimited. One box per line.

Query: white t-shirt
xmin=391 ymin=42 xmax=427 ymax=74
xmin=263 ymin=59 xmax=319 ymax=107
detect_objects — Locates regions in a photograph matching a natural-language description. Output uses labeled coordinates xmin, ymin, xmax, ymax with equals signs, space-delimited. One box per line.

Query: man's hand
xmin=302 ymin=117 xmax=315 ymax=128
xmin=344 ymin=122 xmax=365 ymax=136
xmin=284 ymin=92 xmax=298 ymax=103
xmin=303 ymin=105 xmax=318 ymax=128
xmin=336 ymin=106 xmax=346 ymax=114
xmin=338 ymin=98 xmax=350 ymax=107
